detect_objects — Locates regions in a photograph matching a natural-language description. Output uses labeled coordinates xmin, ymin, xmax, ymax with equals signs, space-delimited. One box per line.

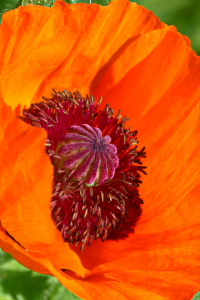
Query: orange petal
xmin=21 ymin=257 xmax=199 ymax=300
xmin=0 ymin=222 xmax=49 ymax=274
xmin=86 ymin=4 xmax=199 ymax=300
xmin=90 ymin=15 xmax=200 ymax=233
xmin=0 ymin=222 xmax=88 ymax=298
xmin=0 ymin=100 xmax=85 ymax=276
xmin=0 ymin=0 xmax=166 ymax=108
xmin=0 ymin=2 xmax=78 ymax=108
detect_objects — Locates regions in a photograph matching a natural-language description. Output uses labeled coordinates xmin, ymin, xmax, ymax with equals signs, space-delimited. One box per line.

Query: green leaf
xmin=192 ymin=292 xmax=200 ymax=300
xmin=0 ymin=250 xmax=81 ymax=300
xmin=21 ymin=0 xmax=55 ymax=6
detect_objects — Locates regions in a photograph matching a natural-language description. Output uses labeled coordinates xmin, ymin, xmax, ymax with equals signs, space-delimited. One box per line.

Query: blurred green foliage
xmin=193 ymin=292 xmax=200 ymax=300
xmin=0 ymin=250 xmax=79 ymax=300
xmin=0 ymin=0 xmax=200 ymax=299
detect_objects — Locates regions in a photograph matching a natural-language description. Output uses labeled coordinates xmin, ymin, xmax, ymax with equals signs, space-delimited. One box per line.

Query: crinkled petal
xmin=0 ymin=222 xmax=49 ymax=274
xmin=0 ymin=0 xmax=166 ymax=108
xmin=0 ymin=100 xmax=85 ymax=276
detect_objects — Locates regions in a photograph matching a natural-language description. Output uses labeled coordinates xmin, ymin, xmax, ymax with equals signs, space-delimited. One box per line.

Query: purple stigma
xmin=58 ymin=124 xmax=119 ymax=187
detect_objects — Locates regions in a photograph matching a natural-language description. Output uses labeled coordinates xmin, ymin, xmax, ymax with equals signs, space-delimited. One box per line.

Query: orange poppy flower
xmin=0 ymin=0 xmax=200 ymax=299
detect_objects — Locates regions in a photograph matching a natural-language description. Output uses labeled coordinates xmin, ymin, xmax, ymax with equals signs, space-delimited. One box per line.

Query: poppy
xmin=0 ymin=0 xmax=200 ymax=299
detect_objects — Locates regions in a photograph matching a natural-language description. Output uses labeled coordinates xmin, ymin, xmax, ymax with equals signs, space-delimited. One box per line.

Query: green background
xmin=0 ymin=0 xmax=200 ymax=299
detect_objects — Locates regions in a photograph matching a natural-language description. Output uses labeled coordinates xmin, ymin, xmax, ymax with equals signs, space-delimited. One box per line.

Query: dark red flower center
xmin=20 ymin=90 xmax=146 ymax=251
